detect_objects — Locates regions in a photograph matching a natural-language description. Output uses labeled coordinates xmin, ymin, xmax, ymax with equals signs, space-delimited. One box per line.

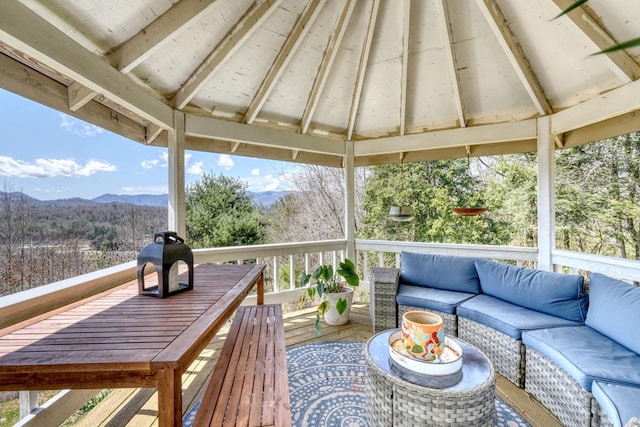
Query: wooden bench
xmin=194 ymin=304 xmax=291 ymax=427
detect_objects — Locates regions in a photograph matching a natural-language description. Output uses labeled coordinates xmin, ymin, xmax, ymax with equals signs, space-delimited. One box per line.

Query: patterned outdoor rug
xmin=183 ymin=341 xmax=529 ymax=426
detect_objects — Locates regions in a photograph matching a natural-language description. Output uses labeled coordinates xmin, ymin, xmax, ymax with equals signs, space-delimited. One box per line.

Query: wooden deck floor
xmin=75 ymin=302 xmax=561 ymax=427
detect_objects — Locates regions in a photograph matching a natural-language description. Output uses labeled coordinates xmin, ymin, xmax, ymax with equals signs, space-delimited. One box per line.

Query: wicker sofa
xmin=370 ymin=252 xmax=640 ymax=427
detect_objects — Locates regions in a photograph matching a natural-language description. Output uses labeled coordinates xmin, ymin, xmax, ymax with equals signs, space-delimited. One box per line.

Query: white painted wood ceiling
xmin=1 ymin=0 xmax=639 ymax=166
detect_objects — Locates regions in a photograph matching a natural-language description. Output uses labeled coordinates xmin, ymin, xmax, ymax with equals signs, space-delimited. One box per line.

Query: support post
xmin=168 ymin=110 xmax=186 ymax=237
xmin=344 ymin=140 xmax=356 ymax=261
xmin=537 ymin=116 xmax=555 ymax=271
xmin=19 ymin=391 xmax=38 ymax=419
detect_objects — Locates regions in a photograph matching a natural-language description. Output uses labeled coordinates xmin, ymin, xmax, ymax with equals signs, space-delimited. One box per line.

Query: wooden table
xmin=0 ymin=264 xmax=265 ymax=427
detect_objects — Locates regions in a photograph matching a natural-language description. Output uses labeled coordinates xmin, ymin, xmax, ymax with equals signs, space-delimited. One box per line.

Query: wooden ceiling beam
xmin=476 ymin=0 xmax=552 ymax=116
xmin=356 ymin=139 xmax=538 ymax=167
xmin=108 ymin=0 xmax=220 ymax=74
xmin=346 ymin=0 xmax=380 ymax=140
xmin=552 ymin=78 xmax=640 ymax=133
xmin=244 ymin=0 xmax=326 ymax=125
xmin=185 ymin=114 xmax=345 ymax=156
xmin=300 ymin=0 xmax=356 ymax=135
xmin=435 ymin=0 xmax=466 ymax=128
xmin=175 ymin=136 xmax=345 ymax=167
xmin=0 ymin=0 xmax=174 ymax=128
xmin=68 ymin=82 xmax=96 ymax=112
xmin=172 ymin=0 xmax=284 ymax=110
xmin=354 ymin=119 xmax=537 ymax=156
xmin=552 ymin=0 xmax=640 ymax=82
xmin=399 ymin=0 xmax=410 ymax=136
xmin=0 ymin=52 xmax=147 ymax=144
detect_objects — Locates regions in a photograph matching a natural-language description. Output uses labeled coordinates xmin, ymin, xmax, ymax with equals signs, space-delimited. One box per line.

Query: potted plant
xmin=301 ymin=258 xmax=360 ymax=335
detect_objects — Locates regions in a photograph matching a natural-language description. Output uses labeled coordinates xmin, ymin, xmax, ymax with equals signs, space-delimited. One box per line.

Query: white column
xmin=168 ymin=110 xmax=186 ymax=237
xmin=344 ymin=140 xmax=356 ymax=261
xmin=537 ymin=116 xmax=554 ymax=271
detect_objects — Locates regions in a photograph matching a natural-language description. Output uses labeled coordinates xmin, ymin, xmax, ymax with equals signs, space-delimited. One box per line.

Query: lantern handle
xmin=154 ymin=231 xmax=185 ymax=244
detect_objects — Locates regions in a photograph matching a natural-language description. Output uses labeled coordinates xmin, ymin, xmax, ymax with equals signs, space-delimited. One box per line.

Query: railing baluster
xmin=273 ymin=256 xmax=280 ymax=292
xmin=289 ymin=255 xmax=295 ymax=290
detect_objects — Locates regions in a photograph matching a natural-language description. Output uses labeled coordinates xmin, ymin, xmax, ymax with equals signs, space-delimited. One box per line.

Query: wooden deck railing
xmin=5 ymin=239 xmax=640 ymax=425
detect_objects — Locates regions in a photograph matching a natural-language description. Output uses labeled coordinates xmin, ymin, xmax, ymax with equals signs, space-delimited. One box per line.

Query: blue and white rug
xmin=183 ymin=341 xmax=529 ymax=426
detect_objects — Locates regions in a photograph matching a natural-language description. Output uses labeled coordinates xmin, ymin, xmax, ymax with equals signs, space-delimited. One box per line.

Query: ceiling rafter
xmin=399 ymin=0 xmax=410 ymax=136
xmin=435 ymin=0 xmax=466 ymax=128
xmin=346 ymin=0 xmax=380 ymax=141
xmin=172 ymin=0 xmax=284 ymax=110
xmin=0 ymin=0 xmax=174 ymax=128
xmin=300 ymin=0 xmax=356 ymax=135
xmin=552 ymin=0 xmax=640 ymax=82
xmin=108 ymin=0 xmax=220 ymax=74
xmin=244 ymin=0 xmax=326 ymax=125
xmin=476 ymin=0 xmax=552 ymax=116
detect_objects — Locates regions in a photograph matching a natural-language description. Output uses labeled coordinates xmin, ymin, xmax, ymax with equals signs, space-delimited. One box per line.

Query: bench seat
xmin=194 ymin=304 xmax=291 ymax=427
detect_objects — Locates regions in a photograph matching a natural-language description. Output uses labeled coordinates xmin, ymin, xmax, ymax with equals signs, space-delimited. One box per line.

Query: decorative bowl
xmin=389 ymin=330 xmax=463 ymax=387
xmin=401 ymin=310 xmax=445 ymax=361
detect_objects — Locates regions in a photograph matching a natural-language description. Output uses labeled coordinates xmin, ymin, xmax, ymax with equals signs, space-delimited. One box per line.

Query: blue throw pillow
xmin=586 ymin=273 xmax=640 ymax=355
xmin=400 ymin=252 xmax=480 ymax=293
xmin=475 ymin=259 xmax=587 ymax=322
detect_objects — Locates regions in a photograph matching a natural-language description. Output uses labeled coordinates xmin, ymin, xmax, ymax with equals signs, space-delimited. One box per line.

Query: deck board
xmin=74 ymin=302 xmax=560 ymax=427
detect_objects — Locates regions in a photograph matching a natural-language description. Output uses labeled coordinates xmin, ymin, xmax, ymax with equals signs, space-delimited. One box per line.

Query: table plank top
xmin=0 ymin=264 xmax=264 ymax=375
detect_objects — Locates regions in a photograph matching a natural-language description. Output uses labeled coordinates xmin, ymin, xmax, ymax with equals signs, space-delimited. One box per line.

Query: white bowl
xmin=388 ymin=330 xmax=462 ymax=376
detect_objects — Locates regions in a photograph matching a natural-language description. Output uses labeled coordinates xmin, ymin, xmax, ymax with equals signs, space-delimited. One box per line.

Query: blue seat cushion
xmin=474 ymin=259 xmax=587 ymax=322
xmin=586 ymin=273 xmax=640 ymax=355
xmin=523 ymin=326 xmax=640 ymax=391
xmin=396 ymin=284 xmax=475 ymax=314
xmin=457 ymin=295 xmax=583 ymax=339
xmin=400 ymin=252 xmax=480 ymax=293
xmin=592 ymin=381 xmax=640 ymax=427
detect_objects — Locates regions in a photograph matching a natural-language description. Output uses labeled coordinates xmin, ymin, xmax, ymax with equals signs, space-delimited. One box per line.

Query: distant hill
xmin=93 ymin=193 xmax=168 ymax=207
xmin=1 ymin=190 xmax=292 ymax=208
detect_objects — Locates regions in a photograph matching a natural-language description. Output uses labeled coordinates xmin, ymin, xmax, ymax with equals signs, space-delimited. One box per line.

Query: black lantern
xmin=137 ymin=231 xmax=194 ymax=298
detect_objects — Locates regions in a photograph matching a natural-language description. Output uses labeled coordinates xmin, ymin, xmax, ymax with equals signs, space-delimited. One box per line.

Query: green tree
xmin=359 ymin=160 xmax=512 ymax=245
xmin=556 ymin=132 xmax=640 ymax=259
xmin=185 ymin=173 xmax=266 ymax=248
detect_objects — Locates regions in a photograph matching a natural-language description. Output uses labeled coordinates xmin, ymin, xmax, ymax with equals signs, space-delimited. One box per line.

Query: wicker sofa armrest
xmin=370 ymin=267 xmax=400 ymax=333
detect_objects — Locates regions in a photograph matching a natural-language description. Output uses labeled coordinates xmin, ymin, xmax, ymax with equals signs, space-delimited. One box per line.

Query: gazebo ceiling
xmin=1 ymin=0 xmax=639 ymax=167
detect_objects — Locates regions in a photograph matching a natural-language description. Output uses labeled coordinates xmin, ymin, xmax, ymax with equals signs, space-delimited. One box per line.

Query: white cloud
xmin=141 ymin=159 xmax=159 ymax=169
xmin=251 ymin=168 xmax=260 ymax=176
xmin=0 ymin=156 xmax=116 ymax=178
xmin=59 ymin=113 xmax=105 ymax=137
xmin=218 ymin=154 xmax=234 ymax=170
xmin=187 ymin=161 xmax=204 ymax=175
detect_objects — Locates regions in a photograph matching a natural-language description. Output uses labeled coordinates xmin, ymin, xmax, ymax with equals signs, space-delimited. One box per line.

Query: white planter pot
xmin=323 ymin=287 xmax=354 ymax=326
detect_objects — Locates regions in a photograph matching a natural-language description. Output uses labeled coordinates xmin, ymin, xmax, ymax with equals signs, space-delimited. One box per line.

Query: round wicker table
xmin=365 ymin=330 xmax=496 ymax=426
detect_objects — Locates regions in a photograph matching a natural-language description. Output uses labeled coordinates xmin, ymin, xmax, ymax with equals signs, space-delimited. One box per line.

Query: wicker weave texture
xmin=365 ymin=335 xmax=496 ymax=427
xmin=591 ymin=397 xmax=615 ymax=427
xmin=457 ymin=317 xmax=525 ymax=388
xmin=398 ymin=305 xmax=458 ymax=337
xmin=525 ymin=347 xmax=592 ymax=427
xmin=366 ymin=363 xmax=393 ymax=426
xmin=371 ymin=268 xmax=399 ymax=333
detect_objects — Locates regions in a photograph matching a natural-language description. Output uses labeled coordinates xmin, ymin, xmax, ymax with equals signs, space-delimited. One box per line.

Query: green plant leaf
xmin=552 ymin=0 xmax=588 ymax=19
xmin=307 ymin=287 xmax=316 ymax=299
xmin=314 ymin=314 xmax=321 ymax=336
xmin=591 ymin=37 xmax=640 ymax=55
xmin=317 ymin=300 xmax=330 ymax=315
xmin=335 ymin=298 xmax=347 ymax=315
xmin=300 ymin=273 xmax=311 ymax=286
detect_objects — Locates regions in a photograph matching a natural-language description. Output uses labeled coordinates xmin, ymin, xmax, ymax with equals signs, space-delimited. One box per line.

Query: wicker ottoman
xmin=365 ymin=330 xmax=496 ymax=426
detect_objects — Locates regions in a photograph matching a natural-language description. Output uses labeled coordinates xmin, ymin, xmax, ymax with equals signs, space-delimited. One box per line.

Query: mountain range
xmin=2 ymin=190 xmax=291 ymax=208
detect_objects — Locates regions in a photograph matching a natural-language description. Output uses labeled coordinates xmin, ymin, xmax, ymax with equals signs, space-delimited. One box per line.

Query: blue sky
xmin=0 ymin=89 xmax=296 ymax=200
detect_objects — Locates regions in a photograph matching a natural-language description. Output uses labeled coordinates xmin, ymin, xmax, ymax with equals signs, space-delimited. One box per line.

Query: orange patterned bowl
xmin=401 ymin=311 xmax=446 ymax=362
